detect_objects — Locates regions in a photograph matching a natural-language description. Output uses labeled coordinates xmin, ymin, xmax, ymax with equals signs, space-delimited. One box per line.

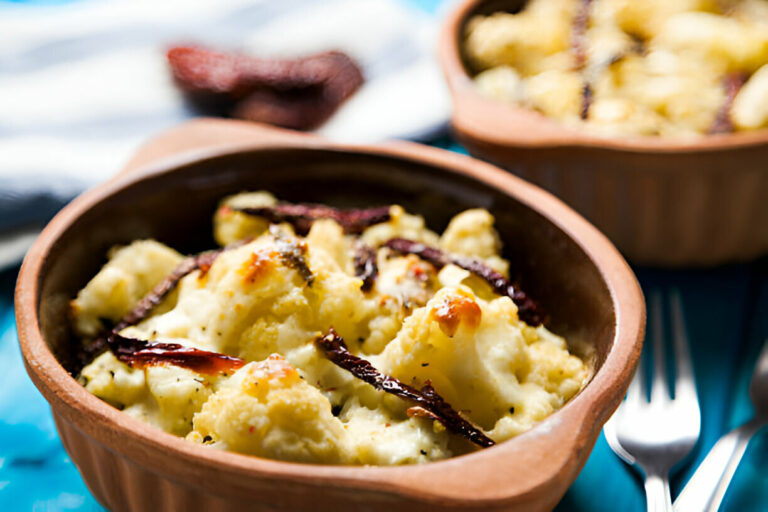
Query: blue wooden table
xmin=1 ymin=138 xmax=766 ymax=511
xmin=0 ymin=1 xmax=766 ymax=510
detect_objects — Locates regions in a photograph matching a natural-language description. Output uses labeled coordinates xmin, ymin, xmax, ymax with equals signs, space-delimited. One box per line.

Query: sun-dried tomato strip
xmin=709 ymin=73 xmax=748 ymax=134
xmin=354 ymin=242 xmax=378 ymax=292
xmin=234 ymin=204 xmax=390 ymax=235
xmin=108 ymin=331 xmax=244 ymax=375
xmin=571 ymin=0 xmax=593 ymax=119
xmin=79 ymin=238 xmax=252 ymax=368
xmin=572 ymin=0 xmax=592 ymax=71
xmin=383 ymin=238 xmax=545 ymax=326
xmin=580 ymin=82 xmax=593 ymax=120
xmin=314 ymin=329 xmax=495 ymax=448
xmin=116 ymin=237 xmax=254 ymax=332
xmin=114 ymin=251 xmax=218 ymax=332
xmin=270 ymin=226 xmax=314 ymax=286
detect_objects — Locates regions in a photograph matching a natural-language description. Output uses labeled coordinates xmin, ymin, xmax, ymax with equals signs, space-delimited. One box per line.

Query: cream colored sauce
xmin=74 ymin=192 xmax=590 ymax=465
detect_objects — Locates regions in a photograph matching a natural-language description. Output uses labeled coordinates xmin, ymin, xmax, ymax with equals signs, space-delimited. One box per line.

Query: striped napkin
xmin=0 ymin=0 xmax=451 ymax=261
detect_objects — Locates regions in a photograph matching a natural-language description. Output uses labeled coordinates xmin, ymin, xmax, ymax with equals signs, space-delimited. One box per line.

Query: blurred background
xmin=0 ymin=0 xmax=766 ymax=510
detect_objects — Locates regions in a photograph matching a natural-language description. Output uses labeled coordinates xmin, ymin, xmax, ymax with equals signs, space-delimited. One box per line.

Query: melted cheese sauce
xmin=74 ymin=192 xmax=590 ymax=465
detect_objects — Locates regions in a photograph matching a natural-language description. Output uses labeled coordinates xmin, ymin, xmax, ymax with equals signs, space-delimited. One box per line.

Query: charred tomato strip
xmin=580 ymin=83 xmax=593 ymax=120
xmin=571 ymin=0 xmax=593 ymax=119
xmin=115 ymin=250 xmax=219 ymax=332
xmin=117 ymin=237 xmax=254 ymax=331
xmin=571 ymin=0 xmax=592 ymax=71
xmin=80 ymin=239 xmax=252 ymax=367
xmin=108 ymin=331 xmax=244 ymax=375
xmin=234 ymin=203 xmax=390 ymax=235
xmin=271 ymin=226 xmax=314 ymax=286
xmin=709 ymin=73 xmax=747 ymax=134
xmin=383 ymin=238 xmax=545 ymax=326
xmin=353 ymin=242 xmax=378 ymax=292
xmin=314 ymin=329 xmax=495 ymax=448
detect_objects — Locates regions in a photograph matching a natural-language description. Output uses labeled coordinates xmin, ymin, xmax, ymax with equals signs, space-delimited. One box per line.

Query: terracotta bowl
xmin=16 ymin=120 xmax=644 ymax=512
xmin=439 ymin=0 xmax=768 ymax=266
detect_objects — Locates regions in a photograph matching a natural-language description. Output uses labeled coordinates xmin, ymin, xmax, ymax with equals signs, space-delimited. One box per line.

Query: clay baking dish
xmin=439 ymin=0 xmax=768 ymax=266
xmin=16 ymin=120 xmax=644 ymax=511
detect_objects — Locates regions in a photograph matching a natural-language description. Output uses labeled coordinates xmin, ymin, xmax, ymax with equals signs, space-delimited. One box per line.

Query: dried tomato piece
xmin=353 ymin=241 xmax=378 ymax=292
xmin=383 ymin=238 xmax=546 ymax=326
xmin=571 ymin=0 xmax=592 ymax=71
xmin=315 ymin=328 xmax=495 ymax=448
xmin=109 ymin=331 xmax=244 ymax=375
xmin=79 ymin=239 xmax=251 ymax=368
xmin=270 ymin=226 xmax=314 ymax=286
xmin=571 ymin=0 xmax=593 ymax=119
xmin=709 ymin=73 xmax=748 ymax=134
xmin=233 ymin=203 xmax=390 ymax=235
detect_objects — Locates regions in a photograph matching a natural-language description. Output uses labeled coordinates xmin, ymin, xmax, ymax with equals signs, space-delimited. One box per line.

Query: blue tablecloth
xmin=1 ymin=1 xmax=767 ymax=510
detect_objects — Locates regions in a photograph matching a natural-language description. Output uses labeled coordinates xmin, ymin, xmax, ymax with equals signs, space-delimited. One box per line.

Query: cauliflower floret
xmin=80 ymin=349 xmax=220 ymax=436
xmin=70 ymin=240 xmax=183 ymax=337
xmin=80 ymin=351 xmax=147 ymax=408
xmin=587 ymin=97 xmax=674 ymax=137
xmin=377 ymin=286 xmax=588 ymax=440
xmin=375 ymin=254 xmax=438 ymax=311
xmin=213 ymin=191 xmax=277 ymax=246
xmin=611 ymin=0 xmax=720 ymax=40
xmin=305 ymin=219 xmax=352 ymax=274
xmin=341 ymin=399 xmax=451 ymax=465
xmin=604 ymin=52 xmax=724 ymax=133
xmin=464 ymin=0 xmax=579 ymax=76
xmin=377 ymin=287 xmax=525 ymax=432
xmin=474 ymin=66 xmax=526 ymax=104
xmin=361 ymin=205 xmax=439 ymax=247
xmin=653 ymin=12 xmax=768 ymax=73
xmin=731 ymin=64 xmax=768 ymax=130
xmin=440 ymin=209 xmax=501 ymax=259
xmin=188 ymin=355 xmax=347 ymax=463
xmin=524 ymin=69 xmax=585 ymax=122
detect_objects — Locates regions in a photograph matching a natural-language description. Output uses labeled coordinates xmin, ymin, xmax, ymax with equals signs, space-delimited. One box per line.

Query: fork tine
xmin=669 ymin=288 xmax=697 ymax=403
xmin=602 ymin=335 xmax=645 ymax=465
xmin=625 ymin=341 xmax=647 ymax=407
xmin=649 ymin=288 xmax=670 ymax=404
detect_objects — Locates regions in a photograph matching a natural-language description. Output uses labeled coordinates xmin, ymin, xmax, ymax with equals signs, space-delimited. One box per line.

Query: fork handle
xmin=645 ymin=472 xmax=672 ymax=512
xmin=673 ymin=416 xmax=766 ymax=512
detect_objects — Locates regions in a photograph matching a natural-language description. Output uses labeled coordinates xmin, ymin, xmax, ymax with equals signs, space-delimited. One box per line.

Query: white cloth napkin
xmin=0 ymin=0 xmax=451 ymax=235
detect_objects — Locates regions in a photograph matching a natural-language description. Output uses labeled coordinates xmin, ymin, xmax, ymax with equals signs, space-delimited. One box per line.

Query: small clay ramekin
xmin=439 ymin=0 xmax=768 ymax=266
xmin=16 ymin=120 xmax=644 ymax=511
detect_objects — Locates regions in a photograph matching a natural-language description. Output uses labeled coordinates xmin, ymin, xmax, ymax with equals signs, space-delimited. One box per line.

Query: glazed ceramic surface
xmin=439 ymin=0 xmax=768 ymax=266
xmin=16 ymin=120 xmax=644 ymax=511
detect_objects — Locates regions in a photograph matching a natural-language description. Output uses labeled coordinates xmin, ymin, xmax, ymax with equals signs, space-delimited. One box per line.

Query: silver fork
xmin=674 ymin=338 xmax=768 ymax=511
xmin=604 ymin=288 xmax=701 ymax=512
